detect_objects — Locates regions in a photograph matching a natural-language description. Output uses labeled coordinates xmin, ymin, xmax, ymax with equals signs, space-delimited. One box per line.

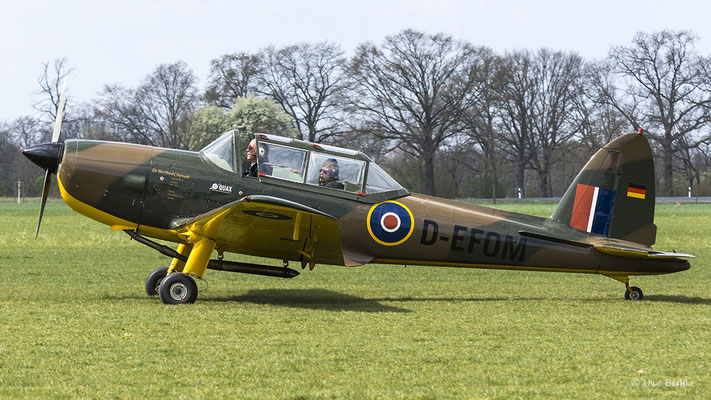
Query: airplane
xmin=23 ymin=85 xmax=693 ymax=304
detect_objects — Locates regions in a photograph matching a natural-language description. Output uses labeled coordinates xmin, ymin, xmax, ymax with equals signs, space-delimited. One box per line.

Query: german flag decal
xmin=627 ymin=183 xmax=647 ymax=199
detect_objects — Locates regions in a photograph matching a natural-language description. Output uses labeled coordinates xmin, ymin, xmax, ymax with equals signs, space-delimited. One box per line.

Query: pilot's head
xmin=319 ymin=159 xmax=339 ymax=185
xmin=246 ymin=139 xmax=268 ymax=163
xmin=246 ymin=139 xmax=257 ymax=162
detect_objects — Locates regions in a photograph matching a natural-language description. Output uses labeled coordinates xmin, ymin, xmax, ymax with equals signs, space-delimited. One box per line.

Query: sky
xmin=2 ymin=0 xmax=711 ymax=122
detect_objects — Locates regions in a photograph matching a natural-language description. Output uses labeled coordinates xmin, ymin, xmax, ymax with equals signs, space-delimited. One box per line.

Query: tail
xmin=549 ymin=131 xmax=656 ymax=246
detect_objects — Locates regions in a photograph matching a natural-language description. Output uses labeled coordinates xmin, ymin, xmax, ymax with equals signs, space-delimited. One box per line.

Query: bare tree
xmin=349 ymin=30 xmax=484 ymax=195
xmin=497 ymin=50 xmax=538 ymax=197
xmin=99 ymin=61 xmax=199 ymax=149
xmin=9 ymin=116 xmax=42 ymax=148
xmin=437 ymin=137 xmax=482 ymax=198
xmin=690 ymin=142 xmax=711 ymax=194
xmin=0 ymin=59 xmax=72 ymax=197
xmin=206 ymin=52 xmax=262 ymax=108
xmin=258 ymin=42 xmax=348 ymax=143
xmin=0 ymin=123 xmax=18 ymax=195
xmin=528 ymin=49 xmax=583 ymax=196
xmin=63 ymin=103 xmax=119 ymax=141
xmin=571 ymin=66 xmax=628 ymax=156
xmin=460 ymin=50 xmax=504 ymax=201
xmin=592 ymin=30 xmax=711 ymax=195
xmin=99 ymin=84 xmax=151 ymax=144
xmin=676 ymin=135 xmax=700 ymax=192
xmin=2 ymin=118 xmax=52 ymax=198
xmin=34 ymin=58 xmax=73 ymax=125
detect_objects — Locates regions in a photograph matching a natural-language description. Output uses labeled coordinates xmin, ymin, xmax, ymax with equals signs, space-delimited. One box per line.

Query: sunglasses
xmin=320 ymin=168 xmax=332 ymax=174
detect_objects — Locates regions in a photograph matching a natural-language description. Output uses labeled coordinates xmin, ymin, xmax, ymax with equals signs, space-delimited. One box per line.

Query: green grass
xmin=0 ymin=202 xmax=709 ymax=399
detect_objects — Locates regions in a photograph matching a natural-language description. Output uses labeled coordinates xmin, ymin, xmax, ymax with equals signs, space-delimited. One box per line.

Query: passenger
xmin=319 ymin=159 xmax=344 ymax=189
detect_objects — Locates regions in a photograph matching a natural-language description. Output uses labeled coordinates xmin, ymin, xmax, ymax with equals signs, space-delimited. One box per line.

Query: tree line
xmin=2 ymin=29 xmax=711 ymax=199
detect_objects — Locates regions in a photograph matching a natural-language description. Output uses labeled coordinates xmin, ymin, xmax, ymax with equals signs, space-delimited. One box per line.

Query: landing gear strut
xmin=127 ymin=229 xmax=213 ymax=305
xmin=603 ymin=274 xmax=644 ymax=301
xmin=127 ymin=230 xmax=300 ymax=304
xmin=624 ymin=285 xmax=644 ymax=301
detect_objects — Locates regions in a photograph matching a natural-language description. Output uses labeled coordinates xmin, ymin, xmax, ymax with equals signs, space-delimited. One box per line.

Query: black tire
xmin=159 ymin=273 xmax=198 ymax=304
xmin=145 ymin=267 xmax=169 ymax=296
xmin=624 ymin=286 xmax=644 ymax=301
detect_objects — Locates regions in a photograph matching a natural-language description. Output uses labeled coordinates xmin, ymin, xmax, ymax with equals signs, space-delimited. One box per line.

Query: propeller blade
xmin=34 ymin=78 xmax=67 ymax=238
xmin=51 ymin=78 xmax=68 ymax=143
xmin=35 ymin=169 xmax=52 ymax=238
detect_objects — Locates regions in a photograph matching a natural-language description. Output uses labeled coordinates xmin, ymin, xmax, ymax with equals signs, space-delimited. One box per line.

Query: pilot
xmin=243 ymin=138 xmax=272 ymax=177
xmin=319 ymin=159 xmax=344 ymax=189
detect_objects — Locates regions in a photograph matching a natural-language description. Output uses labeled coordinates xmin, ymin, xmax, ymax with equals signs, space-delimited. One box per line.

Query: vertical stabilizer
xmin=549 ymin=132 xmax=656 ymax=246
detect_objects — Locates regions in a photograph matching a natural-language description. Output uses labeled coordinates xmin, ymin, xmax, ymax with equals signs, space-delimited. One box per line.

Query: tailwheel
xmin=624 ymin=285 xmax=644 ymax=301
xmin=159 ymin=273 xmax=198 ymax=304
xmin=145 ymin=267 xmax=169 ymax=296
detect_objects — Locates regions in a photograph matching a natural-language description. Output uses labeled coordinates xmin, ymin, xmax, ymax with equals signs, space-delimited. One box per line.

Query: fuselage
xmin=56 ymin=139 xmax=690 ymax=277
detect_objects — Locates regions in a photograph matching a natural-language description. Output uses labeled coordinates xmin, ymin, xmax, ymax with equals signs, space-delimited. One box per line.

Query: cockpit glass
xmin=306 ymin=153 xmax=365 ymax=193
xmin=366 ymin=162 xmax=403 ymax=193
xmin=200 ymin=131 xmax=235 ymax=172
xmin=257 ymin=142 xmax=307 ymax=182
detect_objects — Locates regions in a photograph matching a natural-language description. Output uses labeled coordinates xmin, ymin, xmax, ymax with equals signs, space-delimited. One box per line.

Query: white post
xmin=17 ymin=181 xmax=21 ymax=204
xmin=688 ymin=186 xmax=692 ymax=198
xmin=517 ymin=187 xmax=522 ymax=199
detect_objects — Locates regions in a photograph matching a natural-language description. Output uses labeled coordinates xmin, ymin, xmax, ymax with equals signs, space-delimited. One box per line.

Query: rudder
xmin=549 ymin=131 xmax=656 ymax=246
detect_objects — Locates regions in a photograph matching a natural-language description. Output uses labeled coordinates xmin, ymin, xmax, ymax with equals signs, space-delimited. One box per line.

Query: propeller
xmin=23 ymin=78 xmax=67 ymax=238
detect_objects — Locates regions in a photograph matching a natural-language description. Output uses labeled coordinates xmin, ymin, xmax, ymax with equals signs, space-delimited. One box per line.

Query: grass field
xmin=0 ymin=201 xmax=709 ymax=399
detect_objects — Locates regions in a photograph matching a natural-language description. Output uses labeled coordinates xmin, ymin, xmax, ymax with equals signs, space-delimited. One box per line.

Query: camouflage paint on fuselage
xmin=338 ymin=195 xmax=688 ymax=275
xmin=56 ymin=133 xmax=689 ymax=279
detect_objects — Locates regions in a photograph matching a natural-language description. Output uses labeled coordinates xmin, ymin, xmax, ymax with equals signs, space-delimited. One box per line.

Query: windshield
xmin=200 ymin=131 xmax=236 ymax=172
xmin=366 ymin=162 xmax=404 ymax=193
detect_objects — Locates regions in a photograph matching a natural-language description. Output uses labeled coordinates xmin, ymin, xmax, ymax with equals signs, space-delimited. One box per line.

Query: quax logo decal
xmin=210 ymin=183 xmax=233 ymax=194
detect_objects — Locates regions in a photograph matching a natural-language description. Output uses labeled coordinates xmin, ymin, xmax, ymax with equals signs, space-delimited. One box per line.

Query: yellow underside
xmin=57 ymin=176 xmax=183 ymax=242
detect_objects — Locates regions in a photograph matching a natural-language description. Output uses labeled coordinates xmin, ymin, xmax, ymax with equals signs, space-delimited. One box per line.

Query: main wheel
xmin=624 ymin=286 xmax=644 ymax=301
xmin=145 ymin=267 xmax=169 ymax=296
xmin=159 ymin=273 xmax=198 ymax=304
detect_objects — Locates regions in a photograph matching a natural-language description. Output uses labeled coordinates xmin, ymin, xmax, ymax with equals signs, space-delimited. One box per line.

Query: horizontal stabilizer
xmin=595 ymin=245 xmax=694 ymax=259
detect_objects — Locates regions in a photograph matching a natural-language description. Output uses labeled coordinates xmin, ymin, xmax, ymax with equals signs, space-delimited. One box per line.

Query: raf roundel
xmin=367 ymin=201 xmax=414 ymax=246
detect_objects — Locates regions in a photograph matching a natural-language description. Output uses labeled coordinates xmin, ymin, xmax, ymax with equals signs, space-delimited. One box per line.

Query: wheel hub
xmin=169 ymin=282 xmax=188 ymax=301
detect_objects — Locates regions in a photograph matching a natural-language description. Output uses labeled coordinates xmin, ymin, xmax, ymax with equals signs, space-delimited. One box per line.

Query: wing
xmin=178 ymin=195 xmax=345 ymax=266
